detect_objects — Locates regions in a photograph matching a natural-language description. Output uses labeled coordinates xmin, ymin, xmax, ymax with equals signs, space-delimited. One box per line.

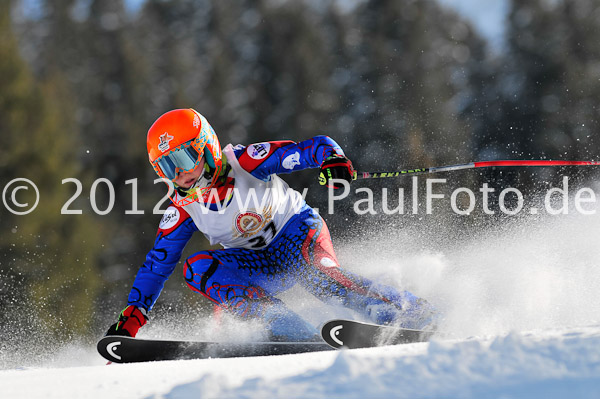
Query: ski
xmin=321 ymin=319 xmax=435 ymax=349
xmin=97 ymin=336 xmax=333 ymax=363
xmin=98 ymin=319 xmax=436 ymax=362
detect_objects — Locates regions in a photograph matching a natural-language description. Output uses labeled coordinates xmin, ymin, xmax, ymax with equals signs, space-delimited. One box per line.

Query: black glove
xmin=105 ymin=305 xmax=148 ymax=337
xmin=319 ymin=155 xmax=355 ymax=189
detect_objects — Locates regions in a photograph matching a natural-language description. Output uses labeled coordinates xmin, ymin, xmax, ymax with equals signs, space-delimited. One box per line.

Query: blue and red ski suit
xmin=127 ymin=136 xmax=434 ymax=339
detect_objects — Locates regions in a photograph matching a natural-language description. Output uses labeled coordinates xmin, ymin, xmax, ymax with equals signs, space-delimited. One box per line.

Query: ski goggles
xmin=153 ymin=140 xmax=203 ymax=181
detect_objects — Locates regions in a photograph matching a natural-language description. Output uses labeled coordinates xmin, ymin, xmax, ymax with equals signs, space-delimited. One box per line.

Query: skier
xmin=105 ymin=108 xmax=436 ymax=341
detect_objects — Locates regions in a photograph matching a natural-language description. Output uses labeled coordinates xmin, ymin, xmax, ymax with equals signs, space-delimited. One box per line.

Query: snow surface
xmin=2 ymin=198 xmax=600 ymax=398
xmin=2 ymin=326 xmax=600 ymax=399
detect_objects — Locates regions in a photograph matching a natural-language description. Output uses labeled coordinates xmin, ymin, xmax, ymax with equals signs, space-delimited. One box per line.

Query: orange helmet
xmin=147 ymin=108 xmax=222 ymax=205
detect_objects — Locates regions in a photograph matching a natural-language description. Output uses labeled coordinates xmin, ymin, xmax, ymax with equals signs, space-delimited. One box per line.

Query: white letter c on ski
xmin=106 ymin=341 xmax=122 ymax=360
xmin=330 ymin=325 xmax=344 ymax=346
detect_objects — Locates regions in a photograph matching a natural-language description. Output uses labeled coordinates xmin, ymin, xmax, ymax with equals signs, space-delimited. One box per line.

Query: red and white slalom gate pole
xmin=355 ymin=160 xmax=600 ymax=180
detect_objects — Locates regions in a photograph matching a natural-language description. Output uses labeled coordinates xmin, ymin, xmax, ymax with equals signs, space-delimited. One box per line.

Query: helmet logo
xmin=158 ymin=132 xmax=174 ymax=152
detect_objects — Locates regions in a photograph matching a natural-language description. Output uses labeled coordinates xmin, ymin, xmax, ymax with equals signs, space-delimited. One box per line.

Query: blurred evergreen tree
xmin=469 ymin=0 xmax=600 ymax=196
xmin=0 ymin=0 xmax=103 ymax=341
xmin=477 ymin=0 xmax=600 ymax=162
xmin=21 ymin=0 xmax=180 ymax=304
xmin=320 ymin=0 xmax=488 ymax=172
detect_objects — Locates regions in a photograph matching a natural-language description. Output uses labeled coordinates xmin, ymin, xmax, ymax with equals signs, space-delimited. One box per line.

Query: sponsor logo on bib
xmin=159 ymin=207 xmax=180 ymax=230
xmin=234 ymin=211 xmax=264 ymax=236
xmin=233 ymin=207 xmax=274 ymax=238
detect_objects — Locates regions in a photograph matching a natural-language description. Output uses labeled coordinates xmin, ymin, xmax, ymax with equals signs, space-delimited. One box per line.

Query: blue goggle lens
xmin=156 ymin=144 xmax=201 ymax=180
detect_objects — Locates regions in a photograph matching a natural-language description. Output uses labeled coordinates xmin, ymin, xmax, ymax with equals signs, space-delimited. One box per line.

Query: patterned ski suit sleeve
xmin=233 ymin=135 xmax=346 ymax=180
xmin=127 ymin=205 xmax=198 ymax=311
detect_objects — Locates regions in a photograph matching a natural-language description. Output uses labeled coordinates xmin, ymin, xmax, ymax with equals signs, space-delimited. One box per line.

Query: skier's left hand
xmin=319 ymin=155 xmax=356 ymax=189
xmin=105 ymin=305 xmax=148 ymax=338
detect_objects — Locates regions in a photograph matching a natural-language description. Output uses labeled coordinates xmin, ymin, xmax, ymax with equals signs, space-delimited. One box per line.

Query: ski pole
xmin=355 ymin=160 xmax=600 ymax=180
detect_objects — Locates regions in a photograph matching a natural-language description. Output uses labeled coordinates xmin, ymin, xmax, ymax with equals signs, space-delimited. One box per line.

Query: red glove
xmin=319 ymin=155 xmax=356 ymax=189
xmin=105 ymin=305 xmax=148 ymax=337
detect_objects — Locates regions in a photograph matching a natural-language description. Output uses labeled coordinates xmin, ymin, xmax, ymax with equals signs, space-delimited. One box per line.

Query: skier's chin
xmin=191 ymin=176 xmax=213 ymax=192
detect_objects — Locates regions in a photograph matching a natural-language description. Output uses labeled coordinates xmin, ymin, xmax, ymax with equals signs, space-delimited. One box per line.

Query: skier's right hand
xmin=319 ymin=155 xmax=356 ymax=189
xmin=105 ymin=305 xmax=148 ymax=337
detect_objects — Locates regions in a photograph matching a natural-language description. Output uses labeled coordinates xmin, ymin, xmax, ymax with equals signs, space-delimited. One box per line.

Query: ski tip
xmin=320 ymin=320 xmax=347 ymax=349
xmin=97 ymin=336 xmax=128 ymax=364
xmin=320 ymin=319 xmax=436 ymax=350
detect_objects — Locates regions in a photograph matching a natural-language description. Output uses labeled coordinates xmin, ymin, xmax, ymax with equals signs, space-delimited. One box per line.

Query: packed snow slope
xmin=2 ymin=326 xmax=600 ymax=399
xmin=2 ymin=204 xmax=600 ymax=398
